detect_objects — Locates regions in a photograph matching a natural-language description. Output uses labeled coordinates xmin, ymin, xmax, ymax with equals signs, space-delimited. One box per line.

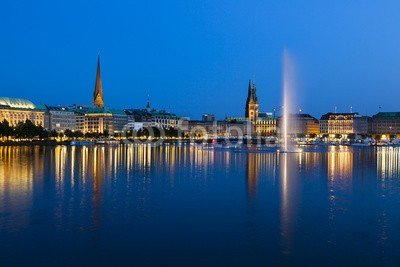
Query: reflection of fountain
xmin=279 ymin=50 xmax=302 ymax=153
xmin=279 ymin=153 xmax=301 ymax=255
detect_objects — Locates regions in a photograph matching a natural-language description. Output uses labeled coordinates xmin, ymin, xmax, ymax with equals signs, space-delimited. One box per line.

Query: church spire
xmin=251 ymin=81 xmax=258 ymax=102
xmin=146 ymin=95 xmax=151 ymax=112
xmin=245 ymin=80 xmax=251 ymax=117
xmin=245 ymin=79 xmax=259 ymax=123
xmin=93 ymin=54 xmax=105 ymax=109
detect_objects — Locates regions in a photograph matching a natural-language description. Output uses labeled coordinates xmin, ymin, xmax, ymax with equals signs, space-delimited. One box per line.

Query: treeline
xmin=0 ymin=119 xmax=91 ymax=140
xmin=0 ymin=119 xmax=48 ymax=139
xmin=0 ymin=119 xmax=183 ymax=140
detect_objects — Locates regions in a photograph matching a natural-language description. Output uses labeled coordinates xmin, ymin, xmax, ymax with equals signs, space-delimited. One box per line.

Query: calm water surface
xmin=1 ymin=144 xmax=400 ymax=266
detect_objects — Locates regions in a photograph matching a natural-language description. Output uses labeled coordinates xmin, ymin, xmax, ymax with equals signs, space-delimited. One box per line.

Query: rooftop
xmin=320 ymin=112 xmax=358 ymax=120
xmin=0 ymin=97 xmax=35 ymax=109
xmin=373 ymin=112 xmax=400 ymax=118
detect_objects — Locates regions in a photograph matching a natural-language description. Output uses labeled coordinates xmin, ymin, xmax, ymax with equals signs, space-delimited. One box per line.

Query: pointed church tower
xmin=93 ymin=55 xmax=105 ymax=109
xmin=146 ymin=95 xmax=151 ymax=112
xmin=245 ymin=80 xmax=251 ymax=117
xmin=245 ymin=80 xmax=259 ymax=124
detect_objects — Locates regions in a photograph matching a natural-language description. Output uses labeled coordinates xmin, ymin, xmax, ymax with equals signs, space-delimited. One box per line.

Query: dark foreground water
xmin=1 ymin=144 xmax=400 ymax=266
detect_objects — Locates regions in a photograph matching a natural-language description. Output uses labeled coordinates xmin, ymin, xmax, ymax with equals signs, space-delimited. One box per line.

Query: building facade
xmin=125 ymin=99 xmax=186 ymax=130
xmin=45 ymin=105 xmax=77 ymax=132
xmin=0 ymin=97 xmax=46 ymax=127
xmin=353 ymin=115 xmax=371 ymax=135
xmin=277 ymin=113 xmax=319 ymax=137
xmin=320 ymin=113 xmax=357 ymax=136
xmin=370 ymin=112 xmax=400 ymax=136
xmin=255 ymin=112 xmax=277 ymax=136
xmin=81 ymin=108 xmax=128 ymax=135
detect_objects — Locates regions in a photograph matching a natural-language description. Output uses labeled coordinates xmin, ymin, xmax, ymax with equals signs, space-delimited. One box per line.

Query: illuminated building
xmin=244 ymin=80 xmax=277 ymax=135
xmin=370 ymin=112 xmax=400 ymax=136
xmin=320 ymin=112 xmax=357 ymax=136
xmin=255 ymin=112 xmax=277 ymax=136
xmin=45 ymin=105 xmax=77 ymax=132
xmin=124 ymin=98 xmax=186 ymax=130
xmin=277 ymin=113 xmax=319 ymax=137
xmin=0 ymin=97 xmax=46 ymax=127
xmin=75 ymin=112 xmax=85 ymax=132
xmin=74 ymin=107 xmax=128 ymax=135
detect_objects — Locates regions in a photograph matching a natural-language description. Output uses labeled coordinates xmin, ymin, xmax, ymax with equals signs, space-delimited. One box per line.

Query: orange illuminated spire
xmin=93 ymin=54 xmax=104 ymax=108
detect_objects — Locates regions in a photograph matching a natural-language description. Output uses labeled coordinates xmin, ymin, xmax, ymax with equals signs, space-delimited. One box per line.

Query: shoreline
xmin=0 ymin=139 xmax=398 ymax=148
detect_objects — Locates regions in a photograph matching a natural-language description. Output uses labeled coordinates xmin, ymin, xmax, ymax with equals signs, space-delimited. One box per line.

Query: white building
xmin=45 ymin=105 xmax=77 ymax=132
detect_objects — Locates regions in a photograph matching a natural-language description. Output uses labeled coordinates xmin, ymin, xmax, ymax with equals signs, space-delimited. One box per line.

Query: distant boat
xmin=376 ymin=140 xmax=390 ymax=146
xmin=96 ymin=140 xmax=120 ymax=145
xmin=391 ymin=139 xmax=400 ymax=146
xmin=352 ymin=142 xmax=371 ymax=147
xmin=70 ymin=140 xmax=95 ymax=146
xmin=352 ymin=139 xmax=372 ymax=147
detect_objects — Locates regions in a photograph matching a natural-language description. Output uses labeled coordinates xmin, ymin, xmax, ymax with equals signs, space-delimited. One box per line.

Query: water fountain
xmin=279 ymin=50 xmax=302 ymax=153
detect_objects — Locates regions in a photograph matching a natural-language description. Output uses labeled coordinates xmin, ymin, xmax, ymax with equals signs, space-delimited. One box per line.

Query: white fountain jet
xmin=279 ymin=49 xmax=302 ymax=153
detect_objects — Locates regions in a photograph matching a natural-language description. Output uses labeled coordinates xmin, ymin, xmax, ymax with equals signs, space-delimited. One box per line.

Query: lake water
xmin=1 ymin=144 xmax=400 ymax=266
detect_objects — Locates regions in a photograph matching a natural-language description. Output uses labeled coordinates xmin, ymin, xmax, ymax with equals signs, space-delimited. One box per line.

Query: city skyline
xmin=2 ymin=1 xmax=400 ymax=119
xmin=0 ymin=54 xmax=397 ymax=121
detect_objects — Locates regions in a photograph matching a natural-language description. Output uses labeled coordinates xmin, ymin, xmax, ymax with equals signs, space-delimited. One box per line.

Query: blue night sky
xmin=1 ymin=0 xmax=400 ymax=119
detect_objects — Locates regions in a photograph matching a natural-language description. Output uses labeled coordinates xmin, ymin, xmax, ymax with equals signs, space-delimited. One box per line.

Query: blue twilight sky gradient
xmin=1 ymin=0 xmax=400 ymax=119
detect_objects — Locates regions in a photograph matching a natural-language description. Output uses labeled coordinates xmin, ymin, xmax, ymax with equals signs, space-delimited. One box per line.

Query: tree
xmin=85 ymin=132 xmax=100 ymax=139
xmin=50 ymin=130 xmax=58 ymax=138
xmin=64 ymin=129 xmax=74 ymax=138
xmin=15 ymin=120 xmax=37 ymax=138
xmin=38 ymin=129 xmax=50 ymax=139
xmin=74 ymin=131 xmax=84 ymax=138
xmin=309 ymin=133 xmax=317 ymax=139
xmin=334 ymin=134 xmax=342 ymax=139
xmin=347 ymin=133 xmax=356 ymax=140
xmin=0 ymin=119 xmax=13 ymax=139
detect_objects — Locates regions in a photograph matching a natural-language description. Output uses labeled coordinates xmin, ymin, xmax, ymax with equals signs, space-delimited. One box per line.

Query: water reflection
xmin=278 ymin=152 xmax=301 ymax=255
xmin=377 ymin=147 xmax=400 ymax=180
xmin=1 ymin=145 xmax=400 ymax=265
xmin=246 ymin=153 xmax=259 ymax=199
xmin=327 ymin=146 xmax=353 ymax=180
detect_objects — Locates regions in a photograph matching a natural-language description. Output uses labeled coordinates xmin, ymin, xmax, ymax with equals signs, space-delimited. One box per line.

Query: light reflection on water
xmin=1 ymin=145 xmax=400 ymax=266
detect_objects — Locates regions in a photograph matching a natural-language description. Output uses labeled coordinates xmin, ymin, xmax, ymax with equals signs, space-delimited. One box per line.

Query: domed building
xmin=0 ymin=97 xmax=36 ymax=109
xmin=0 ymin=97 xmax=46 ymax=127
